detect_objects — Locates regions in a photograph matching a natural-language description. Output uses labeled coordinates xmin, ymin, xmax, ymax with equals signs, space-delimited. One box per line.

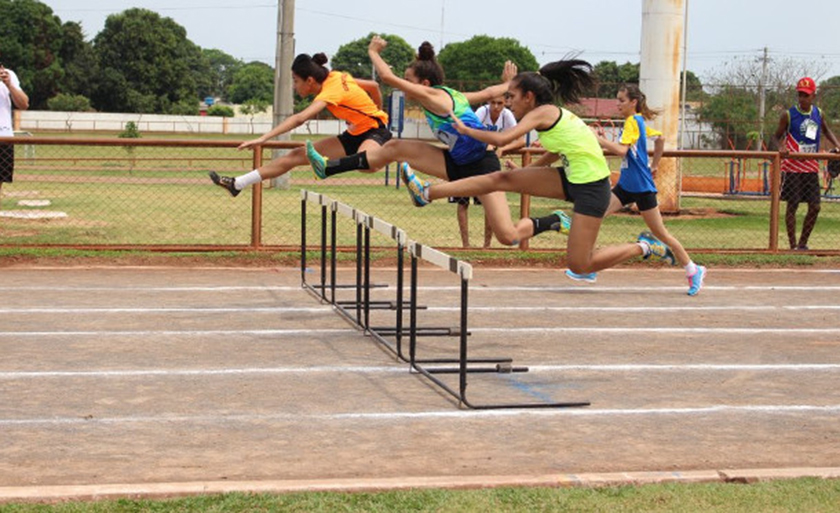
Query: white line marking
xmin=1 ymin=364 xmax=837 ymax=380
xmin=0 ymin=366 xmax=406 ymax=379
xmin=1 ymin=285 xmax=839 ymax=292
xmin=472 ymin=327 xmax=840 ymax=334
xmin=0 ymin=329 xmax=357 ymax=337
xmin=3 ymin=327 xmax=839 ymax=337
xmin=0 ymin=307 xmax=331 ymax=314
xmin=4 ymin=305 xmax=840 ymax=314
xmin=2 ymin=404 xmax=840 ymax=426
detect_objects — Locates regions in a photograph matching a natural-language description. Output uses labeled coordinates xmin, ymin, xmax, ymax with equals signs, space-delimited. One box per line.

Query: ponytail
xmin=511 ymin=59 xmax=594 ymax=107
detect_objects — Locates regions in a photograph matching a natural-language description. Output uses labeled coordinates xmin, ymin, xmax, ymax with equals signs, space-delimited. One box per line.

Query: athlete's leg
xmin=566 ymin=213 xmax=644 ymax=274
xmin=457 ymin=202 xmax=470 ymax=248
xmin=427 ymin=166 xmax=566 ymax=201
xmin=478 ymin=191 xmax=537 ymax=246
xmin=639 ymin=207 xmax=691 ymax=267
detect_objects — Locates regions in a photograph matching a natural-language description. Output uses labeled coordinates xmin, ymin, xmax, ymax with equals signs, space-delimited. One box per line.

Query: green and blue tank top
xmin=424 ymin=86 xmax=488 ymax=165
xmin=536 ymin=108 xmax=611 ymax=184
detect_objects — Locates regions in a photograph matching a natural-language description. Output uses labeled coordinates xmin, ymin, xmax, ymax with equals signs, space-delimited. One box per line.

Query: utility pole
xmin=270 ymin=0 xmax=295 ymax=189
xmin=757 ymin=46 xmax=769 ymax=151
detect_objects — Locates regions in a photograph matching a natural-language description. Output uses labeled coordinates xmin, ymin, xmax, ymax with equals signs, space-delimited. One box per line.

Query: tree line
xmin=2 ymin=0 xmax=837 ymax=148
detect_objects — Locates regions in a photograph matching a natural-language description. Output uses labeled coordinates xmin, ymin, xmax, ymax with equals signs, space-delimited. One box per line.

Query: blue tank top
xmin=617 ymin=115 xmax=658 ymax=193
xmin=423 ymin=86 xmax=488 ymax=165
xmin=781 ymin=106 xmax=823 ymax=173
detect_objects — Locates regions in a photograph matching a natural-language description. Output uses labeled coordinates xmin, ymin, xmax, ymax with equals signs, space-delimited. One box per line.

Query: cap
xmin=796 ymin=77 xmax=816 ymax=95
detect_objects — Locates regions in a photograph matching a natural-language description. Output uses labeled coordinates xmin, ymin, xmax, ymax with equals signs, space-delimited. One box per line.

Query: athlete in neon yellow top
xmin=208 ymin=53 xmax=390 ymax=197
xmin=400 ymin=60 xmax=678 ymax=278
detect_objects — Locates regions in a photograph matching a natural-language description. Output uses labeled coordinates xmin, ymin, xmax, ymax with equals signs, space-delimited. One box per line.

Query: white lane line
xmin=1 ymin=363 xmax=838 ymax=379
xmin=0 ymin=366 xmax=406 ymax=379
xmin=3 ymin=404 xmax=840 ymax=426
xmin=3 ymin=305 xmax=840 ymax=314
xmin=1 ymin=285 xmax=839 ymax=292
xmin=0 ymin=307 xmax=332 ymax=314
xmin=0 ymin=329 xmax=357 ymax=337
xmin=3 ymin=327 xmax=840 ymax=337
xmin=472 ymin=327 xmax=840 ymax=334
xmin=0 ymin=286 xmax=306 ymax=291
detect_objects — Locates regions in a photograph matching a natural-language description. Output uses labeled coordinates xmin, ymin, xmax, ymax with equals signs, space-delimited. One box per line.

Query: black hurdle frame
xmin=300 ymin=190 xmax=590 ymax=410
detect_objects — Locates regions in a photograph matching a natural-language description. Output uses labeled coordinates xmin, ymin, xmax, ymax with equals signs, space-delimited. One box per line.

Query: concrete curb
xmin=2 ymin=467 xmax=839 ymax=504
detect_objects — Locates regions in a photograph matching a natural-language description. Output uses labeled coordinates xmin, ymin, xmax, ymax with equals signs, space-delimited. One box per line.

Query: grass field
xmin=1 ymin=478 xmax=839 ymax=511
xmin=3 ymin=132 xmax=839 ymax=251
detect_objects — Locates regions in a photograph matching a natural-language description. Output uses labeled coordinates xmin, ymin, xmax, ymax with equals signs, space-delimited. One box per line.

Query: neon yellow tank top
xmin=536 ymin=108 xmax=611 ymax=184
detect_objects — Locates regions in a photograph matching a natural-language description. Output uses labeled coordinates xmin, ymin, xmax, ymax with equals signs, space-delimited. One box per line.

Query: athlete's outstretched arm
xmin=238 ymin=100 xmax=327 ymax=150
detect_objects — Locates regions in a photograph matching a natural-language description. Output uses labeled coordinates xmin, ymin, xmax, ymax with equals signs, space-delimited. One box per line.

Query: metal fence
xmin=1 ymin=136 xmax=839 ymax=254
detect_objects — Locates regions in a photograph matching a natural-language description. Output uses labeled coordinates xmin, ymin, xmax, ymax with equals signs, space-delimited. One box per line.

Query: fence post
xmin=518 ymin=149 xmax=532 ymax=251
xmin=251 ymin=146 xmax=264 ymax=248
xmin=768 ymin=153 xmax=781 ymax=252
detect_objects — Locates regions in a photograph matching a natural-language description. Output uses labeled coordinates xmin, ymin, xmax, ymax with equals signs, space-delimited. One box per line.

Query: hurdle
xmin=300 ymin=190 xmax=590 ymax=409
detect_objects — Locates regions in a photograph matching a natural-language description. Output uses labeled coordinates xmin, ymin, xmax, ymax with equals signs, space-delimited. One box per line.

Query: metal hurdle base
xmin=300 ymin=190 xmax=590 ymax=410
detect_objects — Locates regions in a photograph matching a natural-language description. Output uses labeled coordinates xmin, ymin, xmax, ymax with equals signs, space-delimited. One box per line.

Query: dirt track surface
xmin=1 ymin=266 xmax=839 ymax=490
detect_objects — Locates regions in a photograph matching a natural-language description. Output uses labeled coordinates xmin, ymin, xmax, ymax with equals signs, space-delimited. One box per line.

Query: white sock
xmin=234 ymin=170 xmax=263 ymax=190
xmin=422 ymin=187 xmax=430 ymax=202
xmin=684 ymin=261 xmax=697 ymax=276
xmin=637 ymin=241 xmax=651 ymax=257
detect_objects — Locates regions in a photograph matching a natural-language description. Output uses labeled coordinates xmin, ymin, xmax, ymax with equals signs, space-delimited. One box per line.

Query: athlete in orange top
xmin=209 ymin=53 xmax=390 ymax=197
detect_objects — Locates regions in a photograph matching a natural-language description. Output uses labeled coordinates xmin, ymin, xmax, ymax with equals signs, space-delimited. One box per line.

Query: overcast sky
xmin=49 ymin=0 xmax=840 ymax=83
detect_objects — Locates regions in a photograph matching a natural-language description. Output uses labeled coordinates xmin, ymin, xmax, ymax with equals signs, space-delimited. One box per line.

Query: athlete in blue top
xmin=307 ymin=35 xmax=566 ymax=246
xmin=581 ymin=84 xmax=705 ymax=295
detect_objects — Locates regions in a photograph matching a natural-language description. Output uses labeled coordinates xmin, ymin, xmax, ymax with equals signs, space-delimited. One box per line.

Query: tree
xmin=438 ymin=35 xmax=539 ymax=91
xmin=47 ymin=93 xmax=92 ymax=112
xmin=818 ymin=76 xmax=840 ymax=123
xmin=593 ymin=61 xmax=639 ymax=97
xmin=699 ymin=53 xmax=830 ymax=149
xmin=202 ymin=49 xmax=242 ymax=101
xmin=226 ymin=61 xmax=274 ymax=104
xmin=593 ymin=61 xmax=703 ymax=100
xmin=92 ymin=8 xmax=203 ymax=114
xmin=0 ymin=0 xmax=65 ymax=109
xmin=58 ymin=21 xmax=98 ymax=101
xmin=331 ymin=33 xmax=415 ymax=81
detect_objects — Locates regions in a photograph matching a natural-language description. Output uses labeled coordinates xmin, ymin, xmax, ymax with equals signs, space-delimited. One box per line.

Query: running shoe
xmin=400 ymin=162 xmax=430 ymax=207
xmin=687 ymin=265 xmax=707 ymax=296
xmin=565 ymin=269 xmax=597 ymax=283
xmin=306 ymin=140 xmax=327 ymax=180
xmin=550 ymin=210 xmax=572 ymax=235
xmin=208 ymin=171 xmax=240 ymax=197
xmin=637 ymin=231 xmax=676 ymax=265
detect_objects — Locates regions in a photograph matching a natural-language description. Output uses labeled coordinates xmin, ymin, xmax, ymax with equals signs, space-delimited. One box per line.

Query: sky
xmin=48 ymin=0 xmax=840 ymax=84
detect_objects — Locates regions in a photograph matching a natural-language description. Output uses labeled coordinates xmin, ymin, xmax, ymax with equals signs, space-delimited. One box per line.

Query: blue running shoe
xmin=306 ymin=140 xmax=327 ymax=180
xmin=687 ymin=265 xmax=706 ymax=296
xmin=637 ymin=231 xmax=676 ymax=265
xmin=565 ymin=269 xmax=597 ymax=283
xmin=551 ymin=210 xmax=572 ymax=235
xmin=399 ymin=162 xmax=430 ymax=207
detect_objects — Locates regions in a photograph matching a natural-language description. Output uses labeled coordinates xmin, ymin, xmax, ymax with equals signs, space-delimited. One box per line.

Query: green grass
xmin=3 ymin=132 xmax=839 ymax=253
xmin=1 ymin=478 xmax=839 ymax=512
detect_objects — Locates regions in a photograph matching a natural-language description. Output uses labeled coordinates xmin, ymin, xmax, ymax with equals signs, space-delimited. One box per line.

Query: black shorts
xmin=448 ymin=196 xmax=482 ymax=206
xmin=557 ymin=168 xmax=611 ymax=218
xmin=780 ymin=172 xmax=821 ymax=205
xmin=612 ymin=183 xmax=658 ymax=211
xmin=337 ymin=125 xmax=392 ymax=155
xmin=444 ymin=150 xmax=501 ymax=182
xmin=0 ymin=143 xmax=14 ymax=183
